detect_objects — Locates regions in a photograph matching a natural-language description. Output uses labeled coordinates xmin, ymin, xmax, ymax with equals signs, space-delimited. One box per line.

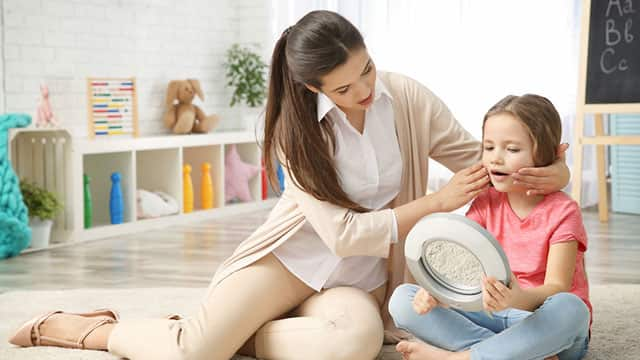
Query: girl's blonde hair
xmin=483 ymin=94 xmax=562 ymax=167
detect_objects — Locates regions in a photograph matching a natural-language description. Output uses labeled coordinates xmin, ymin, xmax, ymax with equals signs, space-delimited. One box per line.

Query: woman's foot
xmin=8 ymin=310 xmax=118 ymax=350
xmin=396 ymin=340 xmax=470 ymax=360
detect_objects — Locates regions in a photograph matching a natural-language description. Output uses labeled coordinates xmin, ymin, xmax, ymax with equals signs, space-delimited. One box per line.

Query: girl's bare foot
xmin=396 ymin=340 xmax=470 ymax=360
xmin=396 ymin=340 xmax=560 ymax=360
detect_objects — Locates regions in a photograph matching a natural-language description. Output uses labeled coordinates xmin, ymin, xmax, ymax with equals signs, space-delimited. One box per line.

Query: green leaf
xmin=19 ymin=179 xmax=63 ymax=220
xmin=223 ymin=43 xmax=267 ymax=108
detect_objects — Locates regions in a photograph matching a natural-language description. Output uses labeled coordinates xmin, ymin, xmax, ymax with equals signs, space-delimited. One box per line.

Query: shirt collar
xmin=316 ymin=76 xmax=392 ymax=122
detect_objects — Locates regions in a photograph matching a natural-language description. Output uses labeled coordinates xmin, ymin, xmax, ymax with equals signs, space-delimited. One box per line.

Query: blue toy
xmin=110 ymin=172 xmax=124 ymax=224
xmin=0 ymin=113 xmax=32 ymax=258
xmin=276 ymin=163 xmax=285 ymax=192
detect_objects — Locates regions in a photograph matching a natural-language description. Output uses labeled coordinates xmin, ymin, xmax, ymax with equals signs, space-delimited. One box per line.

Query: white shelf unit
xmin=10 ymin=129 xmax=274 ymax=247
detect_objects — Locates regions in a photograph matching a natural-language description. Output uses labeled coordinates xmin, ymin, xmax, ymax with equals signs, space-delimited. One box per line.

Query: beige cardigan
xmin=210 ymin=72 xmax=481 ymax=306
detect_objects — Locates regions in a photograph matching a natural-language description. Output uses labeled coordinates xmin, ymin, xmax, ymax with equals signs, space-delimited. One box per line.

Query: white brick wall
xmin=0 ymin=0 xmax=273 ymax=136
xmin=235 ymin=0 xmax=273 ymax=57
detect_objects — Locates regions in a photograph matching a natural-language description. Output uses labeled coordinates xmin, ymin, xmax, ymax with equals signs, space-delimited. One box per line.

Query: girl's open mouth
xmin=490 ymin=170 xmax=510 ymax=182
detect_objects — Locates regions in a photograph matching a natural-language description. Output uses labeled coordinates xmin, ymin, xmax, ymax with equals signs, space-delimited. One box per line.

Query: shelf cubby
xmin=136 ymin=148 xmax=182 ymax=217
xmin=228 ymin=143 xmax=262 ymax=203
xmin=83 ymin=151 xmax=135 ymax=227
xmin=183 ymin=145 xmax=224 ymax=210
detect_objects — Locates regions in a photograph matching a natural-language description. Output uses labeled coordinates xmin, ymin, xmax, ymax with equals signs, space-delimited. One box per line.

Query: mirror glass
xmin=422 ymin=240 xmax=483 ymax=292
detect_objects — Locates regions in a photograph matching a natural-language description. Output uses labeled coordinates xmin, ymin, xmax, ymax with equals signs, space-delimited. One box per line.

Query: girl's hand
xmin=512 ymin=143 xmax=570 ymax=196
xmin=435 ymin=163 xmax=489 ymax=212
xmin=412 ymin=287 xmax=447 ymax=315
xmin=482 ymin=274 xmax=521 ymax=313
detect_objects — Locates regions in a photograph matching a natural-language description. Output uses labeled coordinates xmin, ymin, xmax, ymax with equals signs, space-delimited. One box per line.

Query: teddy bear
xmin=163 ymin=79 xmax=219 ymax=134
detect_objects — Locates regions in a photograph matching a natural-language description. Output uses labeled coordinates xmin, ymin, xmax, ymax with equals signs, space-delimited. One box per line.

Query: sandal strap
xmin=74 ymin=308 xmax=120 ymax=321
xmin=76 ymin=318 xmax=115 ymax=349
xmin=97 ymin=308 xmax=120 ymax=321
xmin=33 ymin=311 xmax=63 ymax=346
xmin=38 ymin=335 xmax=86 ymax=348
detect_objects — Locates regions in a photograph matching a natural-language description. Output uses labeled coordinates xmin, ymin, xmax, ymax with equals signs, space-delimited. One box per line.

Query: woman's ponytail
xmin=263 ymin=32 xmax=291 ymax=194
xmin=263 ymin=11 xmax=368 ymax=212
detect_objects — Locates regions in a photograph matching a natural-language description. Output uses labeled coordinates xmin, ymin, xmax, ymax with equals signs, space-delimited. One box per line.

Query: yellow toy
xmin=183 ymin=164 xmax=194 ymax=213
xmin=201 ymin=162 xmax=214 ymax=209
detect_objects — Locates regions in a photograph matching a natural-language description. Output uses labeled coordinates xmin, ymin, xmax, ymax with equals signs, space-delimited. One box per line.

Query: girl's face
xmin=482 ymin=113 xmax=536 ymax=193
xmin=305 ymin=47 xmax=376 ymax=112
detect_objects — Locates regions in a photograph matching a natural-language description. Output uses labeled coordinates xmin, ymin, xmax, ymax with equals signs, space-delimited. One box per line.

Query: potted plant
xmin=19 ymin=180 xmax=63 ymax=249
xmin=223 ymin=43 xmax=267 ymax=130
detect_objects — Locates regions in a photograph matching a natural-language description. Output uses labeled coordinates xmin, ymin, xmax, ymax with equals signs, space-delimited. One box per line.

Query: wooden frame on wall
xmin=87 ymin=77 xmax=140 ymax=139
xmin=572 ymin=0 xmax=640 ymax=222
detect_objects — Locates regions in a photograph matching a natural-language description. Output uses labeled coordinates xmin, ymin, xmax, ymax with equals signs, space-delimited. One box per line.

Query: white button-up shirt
xmin=272 ymin=76 xmax=402 ymax=292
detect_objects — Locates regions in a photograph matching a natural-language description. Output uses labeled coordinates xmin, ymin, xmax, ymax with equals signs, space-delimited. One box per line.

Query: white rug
xmin=0 ymin=285 xmax=637 ymax=359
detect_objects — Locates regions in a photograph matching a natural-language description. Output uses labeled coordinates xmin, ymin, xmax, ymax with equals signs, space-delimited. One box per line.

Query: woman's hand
xmin=482 ymin=274 xmax=521 ymax=313
xmin=434 ymin=163 xmax=489 ymax=212
xmin=412 ymin=287 xmax=447 ymax=315
xmin=512 ymin=143 xmax=570 ymax=196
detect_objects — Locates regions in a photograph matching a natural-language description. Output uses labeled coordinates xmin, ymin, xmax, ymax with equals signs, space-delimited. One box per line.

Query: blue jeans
xmin=388 ymin=284 xmax=590 ymax=360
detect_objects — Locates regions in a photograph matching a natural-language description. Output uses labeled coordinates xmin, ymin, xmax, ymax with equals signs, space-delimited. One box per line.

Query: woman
xmin=9 ymin=10 xmax=569 ymax=360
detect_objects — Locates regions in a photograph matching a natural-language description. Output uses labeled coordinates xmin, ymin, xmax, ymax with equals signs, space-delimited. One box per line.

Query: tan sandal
xmin=8 ymin=308 xmax=119 ymax=349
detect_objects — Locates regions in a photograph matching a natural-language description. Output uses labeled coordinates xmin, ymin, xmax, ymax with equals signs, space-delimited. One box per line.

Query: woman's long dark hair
xmin=264 ymin=10 xmax=368 ymax=212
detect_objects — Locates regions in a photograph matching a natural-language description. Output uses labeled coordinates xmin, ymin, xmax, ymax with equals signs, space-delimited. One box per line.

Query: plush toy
xmin=136 ymin=189 xmax=179 ymax=219
xmin=163 ymin=79 xmax=219 ymax=134
xmin=225 ymin=144 xmax=260 ymax=202
xmin=36 ymin=84 xmax=57 ymax=128
xmin=0 ymin=113 xmax=32 ymax=258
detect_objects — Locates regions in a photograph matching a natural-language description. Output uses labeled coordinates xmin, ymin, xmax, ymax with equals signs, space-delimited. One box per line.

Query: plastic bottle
xmin=183 ymin=164 xmax=193 ymax=213
xmin=110 ymin=172 xmax=123 ymax=224
xmin=201 ymin=162 xmax=214 ymax=209
xmin=83 ymin=174 xmax=92 ymax=228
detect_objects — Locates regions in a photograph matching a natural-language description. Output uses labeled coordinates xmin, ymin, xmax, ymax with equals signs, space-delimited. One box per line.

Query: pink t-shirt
xmin=466 ymin=188 xmax=592 ymax=317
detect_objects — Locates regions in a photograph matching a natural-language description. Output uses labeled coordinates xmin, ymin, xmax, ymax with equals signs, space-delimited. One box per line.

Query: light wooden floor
xmin=1 ymin=207 xmax=639 ymax=293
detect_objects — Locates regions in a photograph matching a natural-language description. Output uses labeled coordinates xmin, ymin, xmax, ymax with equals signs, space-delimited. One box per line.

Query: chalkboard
xmin=586 ymin=0 xmax=640 ymax=104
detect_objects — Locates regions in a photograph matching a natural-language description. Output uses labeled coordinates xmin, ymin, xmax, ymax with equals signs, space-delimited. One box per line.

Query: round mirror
xmin=405 ymin=213 xmax=510 ymax=311
xmin=422 ymin=239 xmax=483 ymax=294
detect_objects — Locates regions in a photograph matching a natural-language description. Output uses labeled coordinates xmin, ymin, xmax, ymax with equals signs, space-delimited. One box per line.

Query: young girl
xmin=388 ymin=94 xmax=591 ymax=360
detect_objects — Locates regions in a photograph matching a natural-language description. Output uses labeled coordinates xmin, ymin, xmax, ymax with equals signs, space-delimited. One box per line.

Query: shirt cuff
xmin=390 ymin=209 xmax=399 ymax=244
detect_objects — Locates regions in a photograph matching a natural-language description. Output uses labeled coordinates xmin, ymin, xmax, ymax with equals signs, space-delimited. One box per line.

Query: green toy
xmin=84 ymin=174 xmax=92 ymax=228
xmin=0 ymin=113 xmax=32 ymax=258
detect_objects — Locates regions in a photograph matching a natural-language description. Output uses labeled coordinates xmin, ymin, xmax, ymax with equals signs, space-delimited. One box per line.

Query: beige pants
xmin=108 ymin=253 xmax=386 ymax=360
